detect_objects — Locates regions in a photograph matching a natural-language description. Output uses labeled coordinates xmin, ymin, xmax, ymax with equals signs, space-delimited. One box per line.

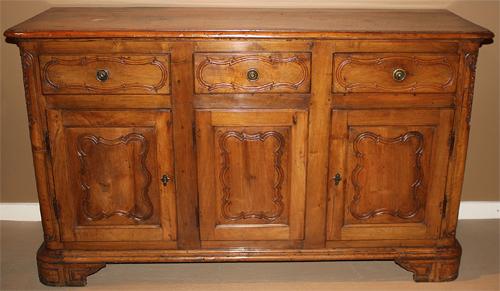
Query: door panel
xmin=48 ymin=110 xmax=176 ymax=242
xmin=197 ymin=110 xmax=307 ymax=241
xmin=327 ymin=109 xmax=453 ymax=240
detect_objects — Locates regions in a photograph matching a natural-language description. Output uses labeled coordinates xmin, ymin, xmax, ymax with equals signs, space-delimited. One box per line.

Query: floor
xmin=1 ymin=220 xmax=498 ymax=291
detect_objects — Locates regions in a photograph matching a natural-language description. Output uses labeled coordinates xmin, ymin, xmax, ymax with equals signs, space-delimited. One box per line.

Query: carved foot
xmin=395 ymin=242 xmax=461 ymax=282
xmin=396 ymin=259 xmax=460 ymax=282
xmin=395 ymin=255 xmax=460 ymax=282
xmin=37 ymin=261 xmax=105 ymax=286
xmin=395 ymin=257 xmax=460 ymax=282
xmin=37 ymin=244 xmax=105 ymax=286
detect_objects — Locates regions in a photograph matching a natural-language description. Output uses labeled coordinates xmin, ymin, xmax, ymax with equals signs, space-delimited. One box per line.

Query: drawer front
xmin=40 ymin=55 xmax=170 ymax=94
xmin=333 ymin=53 xmax=459 ymax=93
xmin=194 ymin=53 xmax=311 ymax=94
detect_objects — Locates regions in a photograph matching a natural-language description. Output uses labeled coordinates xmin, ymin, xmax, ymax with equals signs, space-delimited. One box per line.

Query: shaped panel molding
xmin=333 ymin=54 xmax=458 ymax=93
xmin=219 ymin=130 xmax=286 ymax=222
xmin=40 ymin=55 xmax=170 ymax=94
xmin=349 ymin=131 xmax=424 ymax=220
xmin=194 ymin=53 xmax=311 ymax=93
xmin=77 ymin=133 xmax=153 ymax=222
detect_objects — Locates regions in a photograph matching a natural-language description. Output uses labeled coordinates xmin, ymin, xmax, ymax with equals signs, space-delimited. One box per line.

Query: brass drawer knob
xmin=247 ymin=68 xmax=259 ymax=81
xmin=96 ymin=69 xmax=109 ymax=82
xmin=392 ymin=68 xmax=407 ymax=82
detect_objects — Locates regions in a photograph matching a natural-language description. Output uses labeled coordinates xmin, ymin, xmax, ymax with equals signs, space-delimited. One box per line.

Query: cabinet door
xmin=196 ymin=110 xmax=307 ymax=241
xmin=327 ymin=109 xmax=453 ymax=241
xmin=48 ymin=110 xmax=176 ymax=242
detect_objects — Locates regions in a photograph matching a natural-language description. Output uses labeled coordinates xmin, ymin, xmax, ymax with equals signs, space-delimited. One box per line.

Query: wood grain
xmin=333 ymin=53 xmax=459 ymax=93
xmin=439 ymin=42 xmax=482 ymax=242
xmin=4 ymin=7 xmax=493 ymax=286
xmin=169 ymin=42 xmax=201 ymax=249
xmin=304 ymin=41 xmax=333 ymax=248
xmin=194 ymin=53 xmax=311 ymax=94
xmin=196 ymin=110 xmax=307 ymax=242
xmin=4 ymin=8 xmax=493 ymax=40
xmin=328 ymin=109 xmax=453 ymax=241
xmin=47 ymin=110 xmax=176 ymax=242
xmin=39 ymin=55 xmax=170 ymax=95
xmin=18 ymin=43 xmax=62 ymax=249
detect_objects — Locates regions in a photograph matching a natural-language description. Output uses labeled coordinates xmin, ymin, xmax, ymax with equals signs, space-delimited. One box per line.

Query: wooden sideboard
xmin=4 ymin=7 xmax=494 ymax=286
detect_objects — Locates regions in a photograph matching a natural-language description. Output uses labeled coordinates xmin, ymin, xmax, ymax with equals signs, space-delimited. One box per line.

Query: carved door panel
xmin=196 ymin=110 xmax=307 ymax=241
xmin=48 ymin=110 xmax=176 ymax=242
xmin=327 ymin=109 xmax=453 ymax=240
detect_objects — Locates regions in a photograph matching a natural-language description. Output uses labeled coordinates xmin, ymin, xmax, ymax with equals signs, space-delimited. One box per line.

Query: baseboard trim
xmin=0 ymin=201 xmax=499 ymax=221
xmin=457 ymin=201 xmax=500 ymax=219
xmin=1 ymin=203 xmax=42 ymax=221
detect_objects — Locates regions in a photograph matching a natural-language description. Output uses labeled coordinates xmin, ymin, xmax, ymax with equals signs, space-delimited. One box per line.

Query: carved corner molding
xmin=42 ymin=56 xmax=169 ymax=93
xmin=335 ymin=55 xmax=456 ymax=93
xmin=349 ymin=131 xmax=424 ymax=220
xmin=77 ymin=133 xmax=153 ymax=222
xmin=196 ymin=55 xmax=309 ymax=92
xmin=20 ymin=50 xmax=36 ymax=129
xmin=464 ymin=52 xmax=478 ymax=127
xmin=219 ymin=131 xmax=285 ymax=222
xmin=20 ymin=49 xmax=59 ymax=244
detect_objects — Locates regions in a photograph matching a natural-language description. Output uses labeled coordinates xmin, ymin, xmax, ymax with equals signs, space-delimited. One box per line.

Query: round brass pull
xmin=392 ymin=68 xmax=407 ymax=82
xmin=247 ymin=69 xmax=259 ymax=81
xmin=96 ymin=69 xmax=109 ymax=82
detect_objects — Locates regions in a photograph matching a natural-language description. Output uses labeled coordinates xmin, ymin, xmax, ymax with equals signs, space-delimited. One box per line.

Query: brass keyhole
xmin=333 ymin=173 xmax=342 ymax=186
xmin=161 ymin=174 xmax=170 ymax=186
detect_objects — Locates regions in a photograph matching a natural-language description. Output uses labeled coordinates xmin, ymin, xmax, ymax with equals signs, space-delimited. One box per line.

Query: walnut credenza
xmin=4 ymin=7 xmax=494 ymax=286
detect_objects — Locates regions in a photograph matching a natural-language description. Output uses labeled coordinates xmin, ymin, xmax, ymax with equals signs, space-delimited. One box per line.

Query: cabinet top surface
xmin=4 ymin=7 xmax=493 ymax=40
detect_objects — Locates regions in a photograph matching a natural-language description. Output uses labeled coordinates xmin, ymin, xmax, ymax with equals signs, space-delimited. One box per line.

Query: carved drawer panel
xmin=194 ymin=53 xmax=311 ymax=94
xmin=40 ymin=55 xmax=170 ymax=95
xmin=333 ymin=53 xmax=459 ymax=93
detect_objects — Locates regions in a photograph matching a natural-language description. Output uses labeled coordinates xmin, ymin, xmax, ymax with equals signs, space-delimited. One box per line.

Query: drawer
xmin=333 ymin=53 xmax=459 ymax=93
xmin=194 ymin=52 xmax=311 ymax=94
xmin=40 ymin=55 xmax=170 ymax=94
